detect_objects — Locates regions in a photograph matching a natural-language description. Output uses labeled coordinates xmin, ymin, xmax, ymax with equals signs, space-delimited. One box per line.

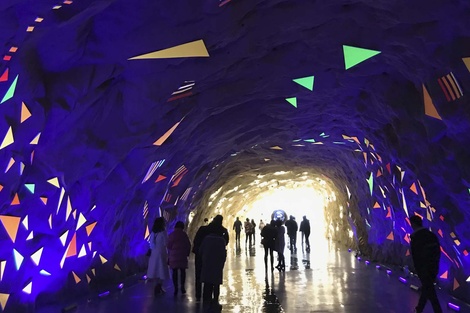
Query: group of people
xmin=146 ymin=213 xmax=443 ymax=313
xmin=232 ymin=217 xmax=259 ymax=247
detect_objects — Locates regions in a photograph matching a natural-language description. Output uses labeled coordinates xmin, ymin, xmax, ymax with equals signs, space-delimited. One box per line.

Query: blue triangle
xmin=25 ymin=184 xmax=35 ymax=193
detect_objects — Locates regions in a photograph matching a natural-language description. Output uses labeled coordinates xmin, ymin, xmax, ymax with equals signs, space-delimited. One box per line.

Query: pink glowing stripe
xmin=167 ymin=91 xmax=193 ymax=102
xmin=437 ymin=78 xmax=451 ymax=102
xmin=219 ymin=0 xmax=232 ymax=7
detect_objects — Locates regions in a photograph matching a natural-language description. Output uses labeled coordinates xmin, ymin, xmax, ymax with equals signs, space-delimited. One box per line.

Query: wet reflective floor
xmin=48 ymin=242 xmax=470 ymax=313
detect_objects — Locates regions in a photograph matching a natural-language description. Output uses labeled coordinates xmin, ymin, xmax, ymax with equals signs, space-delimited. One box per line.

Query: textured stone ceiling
xmin=0 ymin=0 xmax=470 ymax=310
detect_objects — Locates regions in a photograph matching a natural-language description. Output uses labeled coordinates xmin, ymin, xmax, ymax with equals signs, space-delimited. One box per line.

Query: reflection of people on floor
xmin=199 ymin=215 xmax=228 ymax=310
xmin=275 ymin=219 xmax=286 ymax=272
xmin=285 ymin=215 xmax=298 ymax=253
xmin=261 ymin=220 xmax=277 ymax=272
xmin=233 ymin=217 xmax=242 ymax=247
xmin=147 ymin=217 xmax=170 ymax=296
xmin=410 ymin=215 xmax=442 ymax=313
xmin=299 ymin=215 xmax=311 ymax=252
xmin=251 ymin=219 xmax=257 ymax=245
xmin=192 ymin=215 xmax=229 ymax=302
xmin=167 ymin=221 xmax=191 ymax=296
xmin=244 ymin=218 xmax=254 ymax=248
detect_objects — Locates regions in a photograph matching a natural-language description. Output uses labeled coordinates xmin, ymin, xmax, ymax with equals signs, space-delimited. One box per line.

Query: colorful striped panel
xmin=167 ymin=81 xmax=195 ymax=102
xmin=438 ymin=73 xmax=463 ymax=102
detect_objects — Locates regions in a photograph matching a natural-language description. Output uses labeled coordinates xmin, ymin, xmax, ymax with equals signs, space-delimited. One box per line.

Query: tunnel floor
xmin=47 ymin=241 xmax=470 ymax=313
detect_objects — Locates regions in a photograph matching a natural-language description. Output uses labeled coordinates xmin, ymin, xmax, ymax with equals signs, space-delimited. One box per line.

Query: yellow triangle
xmin=86 ymin=274 xmax=91 ymax=283
xmin=0 ymin=127 xmax=14 ymax=150
xmin=463 ymin=57 xmax=470 ymax=72
xmin=129 ymin=39 xmax=209 ymax=60
xmin=270 ymin=146 xmax=283 ymax=150
xmin=72 ymin=271 xmax=81 ymax=284
xmin=47 ymin=177 xmax=60 ymax=188
xmin=114 ymin=264 xmax=121 ymax=271
xmin=20 ymin=102 xmax=31 ymax=123
xmin=423 ymin=85 xmax=442 ymax=120
xmin=100 ymin=255 xmax=108 ymax=264
xmin=153 ymin=118 xmax=184 ymax=146
xmin=0 ymin=293 xmax=10 ymax=310
xmin=0 ymin=215 xmax=21 ymax=243
xmin=30 ymin=132 xmax=41 ymax=145
xmin=91 ymin=268 xmax=95 ymax=276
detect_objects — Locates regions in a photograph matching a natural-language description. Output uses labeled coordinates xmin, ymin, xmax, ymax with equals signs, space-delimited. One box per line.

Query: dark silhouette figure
xmin=200 ymin=217 xmax=228 ymax=310
xmin=251 ymin=219 xmax=257 ymax=244
xmin=233 ymin=217 xmax=242 ymax=246
xmin=244 ymin=218 xmax=254 ymax=247
xmin=410 ymin=215 xmax=442 ymax=313
xmin=192 ymin=215 xmax=229 ymax=301
xmin=261 ymin=220 xmax=277 ymax=272
xmin=167 ymin=221 xmax=191 ymax=296
xmin=275 ymin=219 xmax=286 ymax=272
xmin=285 ymin=215 xmax=298 ymax=252
xmin=299 ymin=215 xmax=311 ymax=252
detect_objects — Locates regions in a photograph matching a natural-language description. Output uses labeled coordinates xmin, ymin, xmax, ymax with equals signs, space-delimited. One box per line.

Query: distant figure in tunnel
xmin=275 ymin=219 xmax=286 ymax=272
xmin=193 ymin=215 xmax=229 ymax=302
xmin=167 ymin=221 xmax=191 ymax=296
xmin=147 ymin=217 xmax=170 ymax=296
xmin=233 ymin=217 xmax=242 ymax=247
xmin=261 ymin=220 xmax=277 ymax=272
xmin=285 ymin=215 xmax=298 ymax=252
xmin=199 ymin=215 xmax=229 ymax=309
xmin=259 ymin=219 xmax=265 ymax=232
xmin=410 ymin=215 xmax=442 ymax=313
xmin=244 ymin=218 xmax=254 ymax=248
xmin=251 ymin=219 xmax=257 ymax=245
xmin=299 ymin=215 xmax=311 ymax=252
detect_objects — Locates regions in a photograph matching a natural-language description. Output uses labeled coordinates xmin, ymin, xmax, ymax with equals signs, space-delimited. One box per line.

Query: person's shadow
xmin=262 ymin=273 xmax=282 ymax=312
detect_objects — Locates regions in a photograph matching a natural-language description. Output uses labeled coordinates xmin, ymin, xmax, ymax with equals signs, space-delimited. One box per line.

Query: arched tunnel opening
xmin=0 ymin=0 xmax=469 ymax=312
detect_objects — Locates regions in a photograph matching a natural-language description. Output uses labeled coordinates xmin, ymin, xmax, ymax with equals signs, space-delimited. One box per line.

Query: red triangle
xmin=0 ymin=68 xmax=8 ymax=82
xmin=155 ymin=175 xmax=166 ymax=183
xmin=66 ymin=233 xmax=77 ymax=258
xmin=11 ymin=193 xmax=20 ymax=205
xmin=386 ymin=163 xmax=391 ymax=174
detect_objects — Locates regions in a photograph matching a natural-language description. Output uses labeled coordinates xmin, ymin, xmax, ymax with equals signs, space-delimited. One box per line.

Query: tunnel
xmin=0 ymin=0 xmax=469 ymax=312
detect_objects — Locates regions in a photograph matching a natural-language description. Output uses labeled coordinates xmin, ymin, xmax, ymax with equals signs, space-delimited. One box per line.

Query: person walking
xmin=233 ymin=217 xmax=243 ymax=247
xmin=251 ymin=219 xmax=257 ymax=245
xmin=285 ymin=215 xmax=298 ymax=252
xmin=299 ymin=215 xmax=311 ymax=252
xmin=147 ymin=217 xmax=170 ymax=296
xmin=410 ymin=215 xmax=442 ymax=313
xmin=192 ymin=215 xmax=229 ymax=302
xmin=259 ymin=219 xmax=265 ymax=232
xmin=244 ymin=218 xmax=253 ymax=248
xmin=167 ymin=221 xmax=191 ymax=296
xmin=275 ymin=219 xmax=286 ymax=272
xmin=261 ymin=220 xmax=277 ymax=272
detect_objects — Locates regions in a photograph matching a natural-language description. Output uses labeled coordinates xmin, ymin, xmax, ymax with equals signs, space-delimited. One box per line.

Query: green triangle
xmin=1 ymin=75 xmax=19 ymax=104
xmin=343 ymin=45 xmax=381 ymax=70
xmin=304 ymin=139 xmax=315 ymax=143
xmin=25 ymin=183 xmax=35 ymax=194
xmin=367 ymin=173 xmax=374 ymax=195
xmin=285 ymin=97 xmax=297 ymax=108
xmin=293 ymin=76 xmax=314 ymax=91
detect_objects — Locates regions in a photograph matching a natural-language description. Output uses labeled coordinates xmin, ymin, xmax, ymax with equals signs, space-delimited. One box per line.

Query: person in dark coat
xmin=192 ymin=215 xmax=229 ymax=302
xmin=251 ymin=219 xmax=257 ymax=245
xmin=167 ymin=221 xmax=191 ymax=295
xmin=299 ymin=215 xmax=311 ymax=252
xmin=233 ymin=217 xmax=242 ymax=247
xmin=285 ymin=215 xmax=298 ymax=252
xmin=261 ymin=220 xmax=277 ymax=272
xmin=410 ymin=215 xmax=442 ymax=313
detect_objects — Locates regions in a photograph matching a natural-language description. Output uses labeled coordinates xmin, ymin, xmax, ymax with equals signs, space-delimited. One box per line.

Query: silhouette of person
xmin=299 ymin=215 xmax=311 ymax=252
xmin=233 ymin=217 xmax=242 ymax=246
xmin=275 ymin=219 xmax=286 ymax=272
xmin=261 ymin=220 xmax=277 ymax=272
xmin=199 ymin=215 xmax=228 ymax=310
xmin=410 ymin=215 xmax=442 ymax=313
xmin=259 ymin=219 xmax=265 ymax=231
xmin=285 ymin=215 xmax=298 ymax=252
xmin=147 ymin=217 xmax=170 ymax=296
xmin=244 ymin=218 xmax=253 ymax=247
xmin=167 ymin=221 xmax=191 ymax=296
xmin=192 ymin=215 xmax=229 ymax=301
xmin=251 ymin=219 xmax=257 ymax=244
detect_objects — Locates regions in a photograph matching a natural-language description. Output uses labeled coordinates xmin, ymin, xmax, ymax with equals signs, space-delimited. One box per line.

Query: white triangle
xmin=13 ymin=249 xmax=24 ymax=270
xmin=60 ymin=230 xmax=69 ymax=246
xmin=22 ymin=282 xmax=32 ymax=294
xmin=0 ymin=127 xmax=14 ymax=150
xmin=22 ymin=216 xmax=28 ymax=230
xmin=56 ymin=188 xmax=65 ymax=214
xmin=48 ymin=214 xmax=52 ymax=229
xmin=31 ymin=247 xmax=43 ymax=266
xmin=66 ymin=197 xmax=72 ymax=221
xmin=91 ymin=205 xmax=96 ymax=211
xmin=26 ymin=231 xmax=33 ymax=240
xmin=0 ymin=260 xmax=5 ymax=280
xmin=30 ymin=132 xmax=41 ymax=145
xmin=78 ymin=245 xmax=87 ymax=258
xmin=39 ymin=269 xmax=51 ymax=276
xmin=19 ymin=162 xmax=25 ymax=175
xmin=76 ymin=213 xmax=87 ymax=230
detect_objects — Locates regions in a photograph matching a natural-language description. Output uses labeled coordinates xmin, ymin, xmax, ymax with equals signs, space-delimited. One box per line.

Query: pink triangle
xmin=155 ymin=175 xmax=166 ymax=183
xmin=0 ymin=69 xmax=8 ymax=82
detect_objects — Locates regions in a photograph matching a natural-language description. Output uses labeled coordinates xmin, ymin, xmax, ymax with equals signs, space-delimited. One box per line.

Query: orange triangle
xmin=386 ymin=231 xmax=394 ymax=240
xmin=144 ymin=225 xmax=149 ymax=239
xmin=153 ymin=118 xmax=184 ymax=146
xmin=462 ymin=57 xmax=470 ymax=72
xmin=155 ymin=175 xmax=166 ymax=183
xmin=453 ymin=278 xmax=460 ymax=290
xmin=386 ymin=207 xmax=391 ymax=218
xmin=386 ymin=163 xmax=391 ymax=174
xmin=410 ymin=183 xmax=418 ymax=195
xmin=40 ymin=196 xmax=48 ymax=205
xmin=373 ymin=202 xmax=380 ymax=209
xmin=423 ymin=85 xmax=442 ymax=120
xmin=0 ymin=69 xmax=8 ymax=82
xmin=65 ymin=233 xmax=77 ymax=258
xmin=20 ymin=102 xmax=31 ymax=123
xmin=404 ymin=234 xmax=410 ymax=244
xmin=72 ymin=271 xmax=81 ymax=284
xmin=440 ymin=271 xmax=448 ymax=279
xmin=11 ymin=193 xmax=20 ymax=205
xmin=86 ymin=222 xmax=97 ymax=236
xmin=376 ymin=169 xmax=382 ymax=177
xmin=0 ymin=215 xmax=21 ymax=242
xmin=0 ymin=184 xmax=3 ymax=192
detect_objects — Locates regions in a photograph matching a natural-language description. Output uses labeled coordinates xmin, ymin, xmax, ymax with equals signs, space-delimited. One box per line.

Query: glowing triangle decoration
xmin=76 ymin=213 xmax=87 ymax=230
xmin=0 ymin=215 xmax=21 ymax=242
xmin=72 ymin=271 xmax=81 ymax=284
xmin=65 ymin=233 xmax=77 ymax=258
xmin=26 ymin=231 xmax=33 ymax=240
xmin=0 ymin=127 xmax=14 ymax=150
xmin=145 ymin=225 xmax=149 ymax=239
xmin=19 ymin=162 xmax=25 ymax=175
xmin=0 ymin=261 xmax=5 ymax=280
xmin=20 ymin=102 xmax=31 ymax=123
xmin=22 ymin=215 xmax=28 ymax=230
xmin=100 ymin=255 xmax=108 ymax=264
xmin=114 ymin=264 xmax=121 ymax=271
xmin=40 ymin=197 xmax=47 ymax=205
xmin=153 ymin=117 xmax=184 ymax=146
xmin=405 ymin=249 xmax=410 ymax=256
xmin=40 ymin=270 xmax=51 ymax=276
xmin=0 ymin=293 xmax=9 ymax=311
xmin=13 ymin=249 xmax=23 ymax=270
xmin=47 ymin=177 xmax=60 ymax=188
xmin=386 ymin=231 xmax=394 ymax=241
xmin=22 ymin=282 xmax=32 ymax=294
xmin=422 ymin=85 xmax=441 ymax=120
xmin=0 ymin=68 xmax=8 ymax=82
xmin=48 ymin=214 xmax=52 ymax=229
xmin=86 ymin=274 xmax=91 ymax=283
xmin=78 ymin=245 xmax=87 ymax=258
xmin=129 ymin=39 xmax=209 ymax=60
xmin=31 ymin=247 xmax=43 ymax=266
xmin=343 ymin=45 xmax=381 ymax=70
xmin=30 ymin=132 xmax=40 ymax=144
xmin=155 ymin=175 xmax=166 ymax=183
xmin=60 ymin=230 xmax=69 ymax=246
xmin=86 ymin=221 xmax=97 ymax=236
xmin=293 ymin=76 xmax=314 ymax=91
xmin=66 ymin=197 xmax=72 ymax=221
xmin=1 ymin=75 xmax=19 ymax=104
xmin=410 ymin=183 xmax=418 ymax=195
xmin=401 ymin=189 xmax=409 ymax=217
xmin=56 ymin=188 xmax=65 ymax=214
xmin=440 ymin=271 xmax=448 ymax=279
xmin=463 ymin=57 xmax=470 ymax=72
xmin=285 ymin=97 xmax=297 ymax=108
xmin=25 ymin=183 xmax=35 ymax=193
xmin=367 ymin=173 xmax=373 ymax=195
xmin=453 ymin=278 xmax=460 ymax=290
xmin=373 ymin=202 xmax=380 ymax=209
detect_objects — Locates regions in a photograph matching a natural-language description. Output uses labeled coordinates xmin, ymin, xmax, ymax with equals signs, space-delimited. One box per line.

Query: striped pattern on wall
xmin=437 ymin=72 xmax=463 ymax=102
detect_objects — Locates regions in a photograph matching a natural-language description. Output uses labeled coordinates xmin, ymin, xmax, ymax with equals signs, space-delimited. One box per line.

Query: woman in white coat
xmin=147 ymin=217 xmax=170 ymax=295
